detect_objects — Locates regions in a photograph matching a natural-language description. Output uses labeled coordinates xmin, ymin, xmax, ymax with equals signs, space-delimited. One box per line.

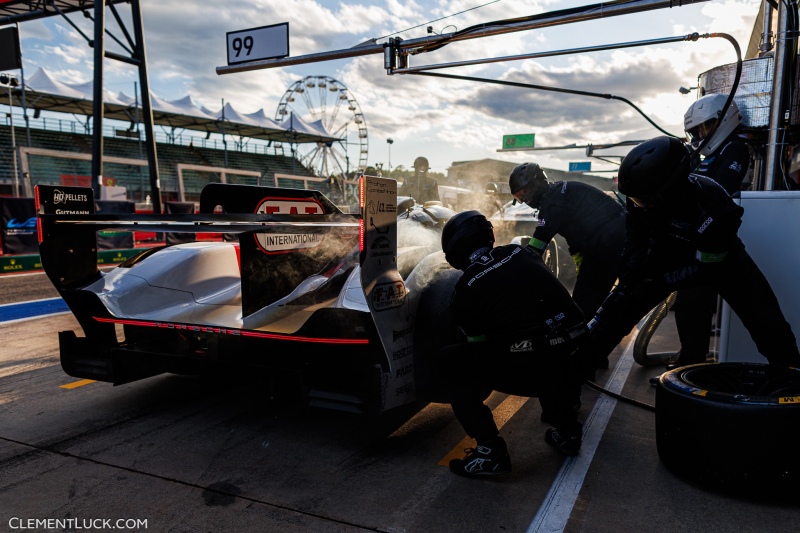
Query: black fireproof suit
xmin=441 ymin=244 xmax=588 ymax=442
xmin=530 ymin=181 xmax=626 ymax=318
xmin=672 ymin=137 xmax=751 ymax=364
xmin=587 ymin=173 xmax=800 ymax=368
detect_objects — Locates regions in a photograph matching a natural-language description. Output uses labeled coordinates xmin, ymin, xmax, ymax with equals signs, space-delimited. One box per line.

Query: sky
xmin=9 ymin=0 xmax=763 ymax=179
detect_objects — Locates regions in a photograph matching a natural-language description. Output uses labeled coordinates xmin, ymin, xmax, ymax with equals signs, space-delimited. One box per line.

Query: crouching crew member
xmin=439 ymin=210 xmax=590 ymax=478
xmin=586 ymin=136 xmax=800 ymax=370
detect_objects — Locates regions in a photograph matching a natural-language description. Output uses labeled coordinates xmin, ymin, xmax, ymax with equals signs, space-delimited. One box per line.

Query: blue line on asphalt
xmin=0 ymin=298 xmax=69 ymax=323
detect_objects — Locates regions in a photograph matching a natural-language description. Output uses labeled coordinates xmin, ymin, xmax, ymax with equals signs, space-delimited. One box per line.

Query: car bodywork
xmin=37 ymin=178 xmax=457 ymax=414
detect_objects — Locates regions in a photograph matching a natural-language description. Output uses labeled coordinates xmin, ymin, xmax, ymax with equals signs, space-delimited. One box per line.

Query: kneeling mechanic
xmin=439 ymin=211 xmax=591 ymax=478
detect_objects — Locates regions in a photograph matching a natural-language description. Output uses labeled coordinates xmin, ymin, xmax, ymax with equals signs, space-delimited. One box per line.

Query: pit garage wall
xmin=719 ymin=191 xmax=800 ymax=363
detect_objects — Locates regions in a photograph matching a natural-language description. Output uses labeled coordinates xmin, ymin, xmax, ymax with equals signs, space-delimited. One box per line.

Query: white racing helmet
xmin=684 ymin=93 xmax=741 ymax=156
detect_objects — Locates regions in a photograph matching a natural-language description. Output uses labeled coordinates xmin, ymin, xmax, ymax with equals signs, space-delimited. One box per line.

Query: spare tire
xmin=655 ymin=363 xmax=800 ymax=491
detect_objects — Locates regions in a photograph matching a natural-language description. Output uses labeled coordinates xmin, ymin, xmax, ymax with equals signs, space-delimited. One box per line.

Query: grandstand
xmin=0 ymin=116 xmax=326 ymax=204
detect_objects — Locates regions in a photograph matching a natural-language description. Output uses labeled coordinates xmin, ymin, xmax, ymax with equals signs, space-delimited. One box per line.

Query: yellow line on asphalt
xmin=438 ymin=394 xmax=530 ymax=466
xmin=60 ymin=379 xmax=96 ymax=389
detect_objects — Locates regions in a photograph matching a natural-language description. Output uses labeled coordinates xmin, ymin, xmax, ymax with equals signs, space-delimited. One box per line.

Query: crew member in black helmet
xmin=440 ymin=210 xmax=590 ymax=478
xmin=586 ymin=136 xmax=800 ymax=370
xmin=509 ymin=162 xmax=626 ymax=319
xmin=400 ymin=156 xmax=440 ymax=204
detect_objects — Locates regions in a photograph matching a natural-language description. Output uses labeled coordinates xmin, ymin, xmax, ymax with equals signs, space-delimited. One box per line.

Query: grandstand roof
xmin=8 ymin=67 xmax=340 ymax=144
xmin=0 ymin=1 xmax=129 ymax=24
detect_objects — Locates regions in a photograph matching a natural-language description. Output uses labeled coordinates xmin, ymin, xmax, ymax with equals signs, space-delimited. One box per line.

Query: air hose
xmin=585 ymin=379 xmax=656 ymax=412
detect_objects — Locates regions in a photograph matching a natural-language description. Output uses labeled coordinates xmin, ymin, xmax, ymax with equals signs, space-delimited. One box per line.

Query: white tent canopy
xmin=11 ymin=67 xmax=340 ymax=144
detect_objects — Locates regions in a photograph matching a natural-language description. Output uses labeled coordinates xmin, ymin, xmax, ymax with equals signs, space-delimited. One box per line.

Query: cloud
xmin=14 ymin=0 xmax=764 ymax=177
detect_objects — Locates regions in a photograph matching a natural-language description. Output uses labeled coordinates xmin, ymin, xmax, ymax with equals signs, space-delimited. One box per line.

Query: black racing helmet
xmin=441 ymin=210 xmax=495 ymax=270
xmin=509 ymin=162 xmax=550 ymax=208
xmin=618 ymin=136 xmax=690 ymax=207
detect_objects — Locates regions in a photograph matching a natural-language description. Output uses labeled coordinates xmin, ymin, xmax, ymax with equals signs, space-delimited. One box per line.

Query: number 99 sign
xmin=226 ymin=22 xmax=289 ymax=65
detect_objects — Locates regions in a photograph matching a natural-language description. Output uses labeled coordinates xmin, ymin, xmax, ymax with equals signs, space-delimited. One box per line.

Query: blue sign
xmin=568 ymin=162 xmax=592 ymax=172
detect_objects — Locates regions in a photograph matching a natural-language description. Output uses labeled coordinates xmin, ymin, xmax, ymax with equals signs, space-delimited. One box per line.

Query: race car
xmin=36 ymin=178 xmax=461 ymax=414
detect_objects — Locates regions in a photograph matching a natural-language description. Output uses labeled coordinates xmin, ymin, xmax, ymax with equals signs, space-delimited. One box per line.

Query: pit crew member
xmin=440 ymin=210 xmax=590 ymax=478
xmin=586 ymin=136 xmax=800 ymax=371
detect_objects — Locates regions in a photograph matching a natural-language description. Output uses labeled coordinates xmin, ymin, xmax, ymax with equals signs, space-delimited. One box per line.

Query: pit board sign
xmin=227 ymin=23 xmax=289 ymax=65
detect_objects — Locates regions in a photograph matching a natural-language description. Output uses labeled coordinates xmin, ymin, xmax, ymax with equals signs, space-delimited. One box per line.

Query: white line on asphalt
xmin=527 ymin=329 xmax=639 ymax=533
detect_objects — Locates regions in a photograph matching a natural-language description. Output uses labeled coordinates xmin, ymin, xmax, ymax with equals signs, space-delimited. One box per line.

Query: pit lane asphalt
xmin=1 ymin=272 xmax=799 ymax=532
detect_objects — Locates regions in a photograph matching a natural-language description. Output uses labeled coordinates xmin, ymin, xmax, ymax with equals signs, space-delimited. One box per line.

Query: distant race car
xmin=36 ymin=179 xmax=468 ymax=414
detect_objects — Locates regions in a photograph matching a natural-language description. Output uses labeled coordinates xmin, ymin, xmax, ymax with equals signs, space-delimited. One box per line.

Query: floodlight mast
xmin=215 ymin=0 xmax=713 ymax=75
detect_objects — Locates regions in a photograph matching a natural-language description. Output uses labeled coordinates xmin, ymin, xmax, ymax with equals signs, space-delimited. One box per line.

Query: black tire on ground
xmin=655 ymin=362 xmax=800 ymax=492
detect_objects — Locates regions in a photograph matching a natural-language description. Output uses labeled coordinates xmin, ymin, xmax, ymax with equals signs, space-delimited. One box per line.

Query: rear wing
xmin=36 ymin=183 xmax=360 ymax=314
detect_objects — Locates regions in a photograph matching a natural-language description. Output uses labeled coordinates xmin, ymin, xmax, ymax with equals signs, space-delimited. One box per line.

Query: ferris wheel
xmin=275 ymin=76 xmax=369 ymax=182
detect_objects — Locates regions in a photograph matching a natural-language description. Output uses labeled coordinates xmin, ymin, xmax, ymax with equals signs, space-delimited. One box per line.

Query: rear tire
xmin=406 ymin=253 xmax=461 ymax=403
xmin=655 ymin=363 xmax=800 ymax=492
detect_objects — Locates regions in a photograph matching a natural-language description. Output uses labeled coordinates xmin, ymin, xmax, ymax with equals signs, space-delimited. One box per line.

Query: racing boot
xmin=449 ymin=437 xmax=512 ymax=477
xmin=545 ymin=423 xmax=582 ymax=456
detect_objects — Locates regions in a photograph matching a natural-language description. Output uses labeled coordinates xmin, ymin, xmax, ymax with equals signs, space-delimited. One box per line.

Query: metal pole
xmin=91 ymin=0 xmax=106 ymax=201
xmin=7 ymin=85 xmax=19 ymax=197
xmin=16 ymin=22 xmax=30 ymax=148
xmin=221 ymin=98 xmax=228 ymax=168
xmin=763 ymin=1 xmax=792 ymax=190
xmin=760 ymin=0 xmax=774 ymax=55
xmin=131 ymin=0 xmax=162 ymax=213
xmin=135 ymin=81 xmax=144 ymax=203
xmin=216 ymin=0 xmax=714 ymax=74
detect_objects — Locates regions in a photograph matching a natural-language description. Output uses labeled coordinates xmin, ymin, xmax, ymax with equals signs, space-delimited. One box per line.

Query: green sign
xmin=502 ymin=133 xmax=535 ymax=149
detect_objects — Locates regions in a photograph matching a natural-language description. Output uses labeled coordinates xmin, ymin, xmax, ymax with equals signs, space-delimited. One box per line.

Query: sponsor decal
xmin=395 ymin=363 xmax=413 ymax=378
xmin=466 ymin=247 xmax=521 ymax=286
xmin=395 ymin=382 xmax=413 ymax=397
xmin=697 ymin=216 xmax=713 ymax=234
xmin=510 ymin=340 xmax=533 ymax=353
xmin=3 ymin=259 xmax=22 ymax=271
xmin=257 ymin=232 xmax=323 ymax=252
xmin=5 ymin=217 xmax=36 ymax=229
xmin=545 ymin=312 xmax=566 ymax=327
xmin=569 ymin=327 xmax=586 ymax=339
xmin=371 ymin=236 xmax=391 ymax=249
xmin=53 ymin=209 xmax=90 ymax=215
xmin=372 ymin=280 xmax=405 ymax=310
xmin=369 ymin=235 xmax=394 ymax=257
xmin=549 ymin=337 xmax=565 ymax=346
xmin=392 ymin=345 xmax=413 ymax=360
xmin=253 ymin=197 xmax=325 ymax=253
xmin=729 ymin=161 xmax=743 ymax=172
xmin=53 ymin=189 xmax=89 ymax=204
xmin=4 ymin=217 xmax=36 ymax=235
xmin=392 ymin=325 xmax=413 ymax=341
xmin=255 ymin=197 xmax=324 ymax=215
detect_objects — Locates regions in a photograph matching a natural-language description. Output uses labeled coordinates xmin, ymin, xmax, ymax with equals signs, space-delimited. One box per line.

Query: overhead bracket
xmin=384 ymin=37 xmax=407 ymax=74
